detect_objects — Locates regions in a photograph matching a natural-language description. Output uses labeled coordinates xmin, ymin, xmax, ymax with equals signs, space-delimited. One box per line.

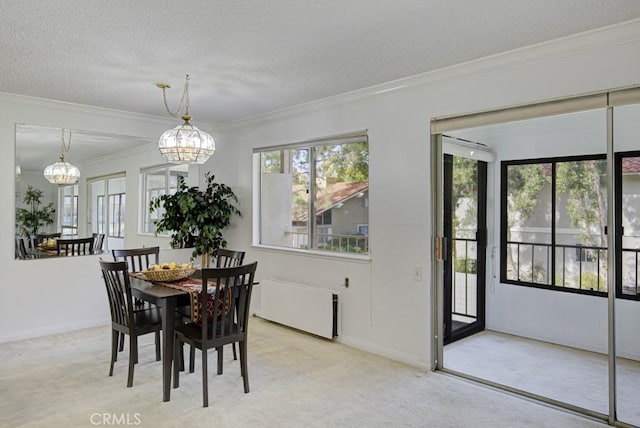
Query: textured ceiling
xmin=2 ymin=0 xmax=640 ymax=125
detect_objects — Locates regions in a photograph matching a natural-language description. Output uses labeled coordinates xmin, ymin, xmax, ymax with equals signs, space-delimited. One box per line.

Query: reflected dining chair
xmin=172 ymin=262 xmax=258 ymax=407
xmin=98 ymin=260 xmax=162 ymax=387
xmin=56 ymin=237 xmax=94 ymax=256
xmin=15 ymin=236 xmax=29 ymax=259
xmin=92 ymin=233 xmax=106 ymax=253
xmin=186 ymin=248 xmax=246 ymax=372
xmin=29 ymin=232 xmax=61 ymax=250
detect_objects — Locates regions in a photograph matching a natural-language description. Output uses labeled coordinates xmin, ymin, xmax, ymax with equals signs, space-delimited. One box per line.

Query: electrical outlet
xmin=413 ymin=265 xmax=422 ymax=281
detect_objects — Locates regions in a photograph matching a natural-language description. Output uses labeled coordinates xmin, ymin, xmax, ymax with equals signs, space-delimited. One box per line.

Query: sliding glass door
xmin=443 ymin=153 xmax=487 ymax=344
xmin=432 ymin=86 xmax=640 ymax=425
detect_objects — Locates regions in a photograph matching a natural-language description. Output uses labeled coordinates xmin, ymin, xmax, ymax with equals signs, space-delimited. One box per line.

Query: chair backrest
xmin=199 ymin=262 xmax=258 ymax=343
xmin=56 ymin=237 xmax=94 ymax=256
xmin=98 ymin=260 xmax=135 ymax=328
xmin=92 ymin=233 xmax=106 ymax=252
xmin=214 ymin=248 xmax=245 ymax=268
xmin=112 ymin=247 xmax=160 ymax=272
xmin=15 ymin=236 xmax=28 ymax=259
xmin=30 ymin=232 xmax=61 ymax=249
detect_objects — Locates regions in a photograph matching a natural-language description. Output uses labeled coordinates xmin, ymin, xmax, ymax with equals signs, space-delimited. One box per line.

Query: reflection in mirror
xmin=15 ymin=124 xmax=159 ymax=260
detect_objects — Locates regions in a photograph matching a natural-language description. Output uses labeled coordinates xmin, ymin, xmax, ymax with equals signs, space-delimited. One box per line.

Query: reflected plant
xmin=15 ymin=185 xmax=56 ymax=237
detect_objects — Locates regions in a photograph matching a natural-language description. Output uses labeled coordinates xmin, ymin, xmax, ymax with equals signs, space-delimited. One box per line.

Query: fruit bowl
xmin=142 ymin=264 xmax=195 ymax=282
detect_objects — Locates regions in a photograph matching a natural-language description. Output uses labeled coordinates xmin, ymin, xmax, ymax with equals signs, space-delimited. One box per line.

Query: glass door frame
xmin=442 ymin=153 xmax=487 ymax=344
xmin=430 ymin=86 xmax=640 ymax=425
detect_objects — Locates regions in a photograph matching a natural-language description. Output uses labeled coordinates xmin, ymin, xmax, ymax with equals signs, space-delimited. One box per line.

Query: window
xmin=502 ymin=155 xmax=608 ymax=295
xmin=256 ymin=131 xmax=369 ymax=254
xmin=88 ymin=174 xmax=126 ymax=241
xmin=141 ymin=164 xmax=188 ymax=234
xmin=59 ymin=184 xmax=78 ymax=236
xmin=108 ymin=193 xmax=126 ymax=238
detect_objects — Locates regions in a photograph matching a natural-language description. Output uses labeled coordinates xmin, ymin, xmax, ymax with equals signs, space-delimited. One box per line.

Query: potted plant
xmin=150 ymin=172 xmax=241 ymax=267
xmin=16 ymin=185 xmax=56 ymax=237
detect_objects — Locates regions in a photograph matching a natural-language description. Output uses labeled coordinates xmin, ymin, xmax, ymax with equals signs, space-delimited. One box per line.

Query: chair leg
xmin=109 ymin=330 xmax=118 ymax=376
xmin=119 ymin=332 xmax=125 ymax=352
xmin=155 ymin=331 xmax=161 ymax=361
xmin=127 ymin=335 xmax=136 ymax=387
xmin=173 ymin=338 xmax=180 ymax=389
xmin=179 ymin=342 xmax=185 ymax=371
xmin=232 ymin=343 xmax=237 ymax=360
xmin=217 ymin=346 xmax=223 ymax=375
xmin=202 ymin=346 xmax=208 ymax=407
xmin=240 ymin=340 xmax=250 ymax=393
xmin=189 ymin=346 xmax=195 ymax=373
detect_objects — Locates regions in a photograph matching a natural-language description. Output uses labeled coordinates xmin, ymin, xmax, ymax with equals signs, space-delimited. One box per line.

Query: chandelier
xmin=156 ymin=74 xmax=215 ymax=164
xmin=44 ymin=129 xmax=80 ymax=185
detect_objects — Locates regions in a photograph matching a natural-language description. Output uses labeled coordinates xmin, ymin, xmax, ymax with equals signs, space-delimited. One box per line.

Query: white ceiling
xmin=3 ymin=0 xmax=640 ymax=125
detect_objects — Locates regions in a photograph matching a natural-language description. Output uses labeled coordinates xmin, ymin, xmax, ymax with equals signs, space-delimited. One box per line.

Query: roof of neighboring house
xmin=535 ymin=156 xmax=640 ymax=176
xmin=622 ymin=157 xmax=640 ymax=174
xmin=293 ymin=181 xmax=368 ymax=221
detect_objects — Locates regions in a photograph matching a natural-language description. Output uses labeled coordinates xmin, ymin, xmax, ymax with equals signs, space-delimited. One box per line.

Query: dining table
xmin=128 ymin=275 xmax=190 ymax=402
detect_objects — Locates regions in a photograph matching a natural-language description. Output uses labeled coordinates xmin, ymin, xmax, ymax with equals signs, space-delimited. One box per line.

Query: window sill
xmin=251 ymin=244 xmax=371 ymax=264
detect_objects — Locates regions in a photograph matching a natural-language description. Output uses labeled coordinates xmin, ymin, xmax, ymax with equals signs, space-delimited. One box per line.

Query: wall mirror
xmin=14 ymin=123 xmax=161 ymax=260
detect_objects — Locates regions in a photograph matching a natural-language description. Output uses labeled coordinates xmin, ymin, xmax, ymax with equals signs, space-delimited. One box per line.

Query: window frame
xmin=501 ymin=153 xmax=608 ymax=298
xmin=140 ymin=164 xmax=189 ymax=235
xmin=253 ymin=131 xmax=369 ymax=257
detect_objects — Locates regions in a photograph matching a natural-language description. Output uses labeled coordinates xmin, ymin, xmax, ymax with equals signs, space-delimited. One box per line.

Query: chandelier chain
xmin=161 ymin=74 xmax=191 ymax=118
xmin=59 ymin=129 xmax=72 ymax=160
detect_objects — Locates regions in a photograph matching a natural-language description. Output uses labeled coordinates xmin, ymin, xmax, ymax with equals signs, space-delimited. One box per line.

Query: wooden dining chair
xmin=173 ymin=262 xmax=258 ymax=407
xmin=215 ymin=248 xmax=246 ymax=267
xmin=112 ymin=247 xmax=160 ymax=272
xmin=186 ymin=248 xmax=246 ymax=371
xmin=56 ymin=237 xmax=94 ymax=256
xmin=112 ymin=246 xmax=161 ymax=350
xmin=98 ymin=260 xmax=162 ymax=387
xmin=29 ymin=232 xmax=61 ymax=249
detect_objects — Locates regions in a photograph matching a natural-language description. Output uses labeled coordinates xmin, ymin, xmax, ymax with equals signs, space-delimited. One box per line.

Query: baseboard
xmin=0 ymin=317 xmax=109 ymax=344
xmin=338 ymin=334 xmax=431 ymax=370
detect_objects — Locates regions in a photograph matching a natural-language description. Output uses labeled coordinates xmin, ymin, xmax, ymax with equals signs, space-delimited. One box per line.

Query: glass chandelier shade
xmin=158 ymin=114 xmax=215 ymax=164
xmin=156 ymin=74 xmax=216 ymax=164
xmin=44 ymin=129 xmax=80 ymax=184
xmin=44 ymin=155 xmax=81 ymax=185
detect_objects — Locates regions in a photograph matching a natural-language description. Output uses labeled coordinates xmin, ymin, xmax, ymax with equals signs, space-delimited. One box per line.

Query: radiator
xmin=258 ymin=279 xmax=338 ymax=339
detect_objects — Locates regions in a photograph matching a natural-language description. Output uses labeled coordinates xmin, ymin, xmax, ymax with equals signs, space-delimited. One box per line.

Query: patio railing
xmin=286 ymin=231 xmax=368 ymax=253
xmin=506 ymin=240 xmax=640 ymax=295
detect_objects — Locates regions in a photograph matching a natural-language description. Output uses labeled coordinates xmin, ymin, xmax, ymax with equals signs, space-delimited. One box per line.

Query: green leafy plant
xmin=150 ymin=173 xmax=241 ymax=267
xmin=15 ymin=185 xmax=56 ymax=237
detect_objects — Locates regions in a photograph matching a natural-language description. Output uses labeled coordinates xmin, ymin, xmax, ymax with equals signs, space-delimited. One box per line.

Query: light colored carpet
xmin=444 ymin=330 xmax=640 ymax=426
xmin=0 ymin=318 xmax=606 ymax=428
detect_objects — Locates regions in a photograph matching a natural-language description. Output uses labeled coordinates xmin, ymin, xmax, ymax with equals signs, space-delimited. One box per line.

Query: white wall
xmin=1 ymin=20 xmax=639 ymax=368
xmin=207 ymin=19 xmax=640 ymax=367
xmin=0 ymin=94 xmax=199 ymax=342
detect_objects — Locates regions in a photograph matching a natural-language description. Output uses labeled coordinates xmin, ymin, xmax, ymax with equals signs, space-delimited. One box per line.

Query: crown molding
xmin=0 ymin=91 xmax=180 ymax=127
xmin=216 ymin=17 xmax=640 ymax=132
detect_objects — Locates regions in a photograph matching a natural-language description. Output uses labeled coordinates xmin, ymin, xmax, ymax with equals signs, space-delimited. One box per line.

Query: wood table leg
xmin=161 ymin=296 xmax=176 ymax=402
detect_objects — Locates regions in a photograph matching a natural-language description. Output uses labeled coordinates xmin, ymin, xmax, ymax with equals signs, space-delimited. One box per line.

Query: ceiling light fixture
xmin=156 ymin=74 xmax=215 ymax=164
xmin=44 ymin=129 xmax=80 ymax=185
